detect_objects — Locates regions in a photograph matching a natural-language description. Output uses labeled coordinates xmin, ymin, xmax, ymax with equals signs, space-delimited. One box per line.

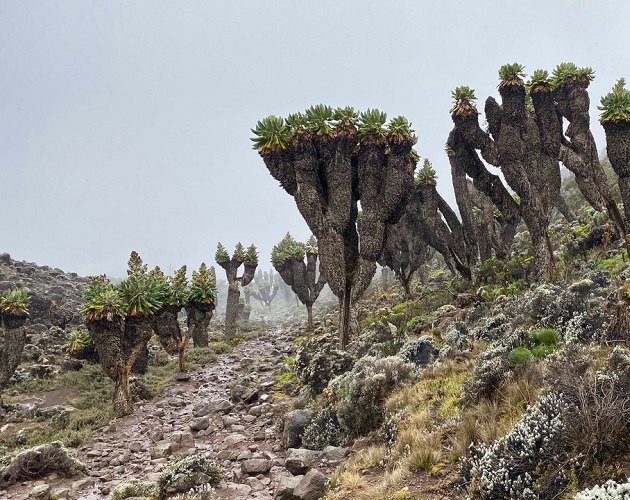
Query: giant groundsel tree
xmin=450 ymin=65 xmax=562 ymax=282
xmin=253 ymin=106 xmax=415 ymax=347
xmin=215 ymin=243 xmax=258 ymax=339
xmin=0 ymin=288 xmax=31 ymax=401
xmin=272 ymin=233 xmax=327 ymax=330
xmin=600 ymin=78 xmax=630 ymax=227
xmin=82 ymin=252 xmax=162 ymax=415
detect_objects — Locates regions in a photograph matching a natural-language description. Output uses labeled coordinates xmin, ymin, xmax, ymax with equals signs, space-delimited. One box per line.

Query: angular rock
xmin=29 ymin=483 xmax=51 ymax=499
xmin=293 ymin=469 xmax=327 ymax=500
xmin=274 ymin=475 xmax=303 ymax=500
xmin=150 ymin=441 xmax=172 ymax=459
xmin=189 ymin=416 xmax=210 ymax=432
xmin=284 ymin=448 xmax=322 ymax=475
xmin=323 ymin=446 xmax=347 ymax=462
xmin=282 ymin=409 xmax=314 ymax=449
xmin=241 ymin=458 xmax=272 ymax=475
xmin=194 ymin=399 xmax=234 ymax=417
xmin=223 ymin=433 xmax=246 ymax=447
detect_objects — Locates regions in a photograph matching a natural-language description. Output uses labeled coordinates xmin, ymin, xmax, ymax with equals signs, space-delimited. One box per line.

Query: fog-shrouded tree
xmin=0 ymin=288 xmax=31 ymax=400
xmin=599 ymin=78 xmax=630 ymax=228
xmin=81 ymin=252 xmax=162 ymax=415
xmin=215 ymin=243 xmax=258 ymax=340
xmin=153 ymin=265 xmax=193 ymax=372
xmin=447 ymin=125 xmax=521 ymax=260
xmin=248 ymin=269 xmax=279 ymax=309
xmin=272 ymin=233 xmax=327 ymax=330
xmin=253 ymin=106 xmax=415 ymax=348
xmin=551 ymin=63 xmax=626 ymax=237
xmin=450 ymin=64 xmax=562 ymax=282
xmin=378 ymin=213 xmax=432 ymax=295
xmin=409 ymin=160 xmax=472 ymax=279
xmin=184 ymin=263 xmax=217 ymax=348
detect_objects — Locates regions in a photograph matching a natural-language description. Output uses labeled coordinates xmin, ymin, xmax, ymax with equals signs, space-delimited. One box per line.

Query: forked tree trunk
xmin=155 ymin=306 xmax=188 ymax=373
xmin=186 ymin=305 xmax=213 ymax=347
xmin=87 ymin=315 xmax=154 ymax=416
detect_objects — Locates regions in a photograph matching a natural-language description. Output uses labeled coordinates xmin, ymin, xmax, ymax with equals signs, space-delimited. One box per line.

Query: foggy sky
xmin=2 ymin=1 xmax=629 ymax=278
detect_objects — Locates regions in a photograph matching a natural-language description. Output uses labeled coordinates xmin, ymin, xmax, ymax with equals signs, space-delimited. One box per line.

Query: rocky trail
xmin=2 ymin=324 xmax=344 ymax=500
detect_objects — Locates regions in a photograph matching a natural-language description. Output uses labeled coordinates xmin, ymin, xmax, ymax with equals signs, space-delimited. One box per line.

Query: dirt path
xmin=2 ymin=324 xmax=327 ymax=500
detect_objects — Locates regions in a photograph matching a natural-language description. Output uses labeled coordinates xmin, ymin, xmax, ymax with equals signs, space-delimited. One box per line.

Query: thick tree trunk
xmin=555 ymin=194 xmax=576 ymax=223
xmin=339 ymin=286 xmax=352 ymax=349
xmin=178 ymin=335 xmax=189 ymax=373
xmin=113 ymin=365 xmax=133 ymax=415
xmin=0 ymin=315 xmax=27 ymax=391
xmin=186 ymin=305 xmax=213 ymax=347
xmin=225 ymin=281 xmax=240 ymax=340
xmin=306 ymin=304 xmax=313 ymax=332
xmin=603 ymin=120 xmax=630 ymax=225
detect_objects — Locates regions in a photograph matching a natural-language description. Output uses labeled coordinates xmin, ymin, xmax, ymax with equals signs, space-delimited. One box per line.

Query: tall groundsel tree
xmin=185 ymin=263 xmax=217 ymax=348
xmin=272 ymin=233 xmax=327 ymax=330
xmin=0 ymin=288 xmax=31 ymax=399
xmin=450 ymin=64 xmax=562 ymax=282
xmin=82 ymin=252 xmax=162 ymax=415
xmin=152 ymin=265 xmax=193 ymax=372
xmin=215 ymin=243 xmax=258 ymax=340
xmin=600 ymin=78 xmax=630 ymax=227
xmin=253 ymin=106 xmax=415 ymax=348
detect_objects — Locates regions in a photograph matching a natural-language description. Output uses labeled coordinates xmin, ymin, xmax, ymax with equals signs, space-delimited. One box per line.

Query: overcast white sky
xmin=2 ymin=1 xmax=629 ymax=277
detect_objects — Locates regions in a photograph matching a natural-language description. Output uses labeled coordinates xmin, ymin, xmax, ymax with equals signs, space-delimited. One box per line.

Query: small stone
xmin=323 ymin=446 xmax=348 ymax=462
xmin=129 ymin=441 xmax=142 ymax=453
xmin=222 ymin=415 xmax=239 ymax=427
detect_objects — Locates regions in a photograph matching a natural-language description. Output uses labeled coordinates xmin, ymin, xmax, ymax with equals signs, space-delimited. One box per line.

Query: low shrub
xmin=295 ymin=333 xmax=354 ymax=394
xmin=301 ymin=407 xmax=346 ymax=450
xmin=330 ymin=356 xmax=417 ymax=437
xmin=111 ymin=479 xmax=156 ymax=500
xmin=157 ymin=455 xmax=225 ymax=497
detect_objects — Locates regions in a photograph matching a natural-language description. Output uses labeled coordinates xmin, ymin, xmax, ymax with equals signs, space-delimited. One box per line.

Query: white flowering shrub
xmin=111 ymin=479 xmax=156 ymax=500
xmin=349 ymin=320 xmax=407 ymax=359
xmin=301 ymin=407 xmax=346 ymax=450
xmin=157 ymin=455 xmax=225 ymax=497
xmin=439 ymin=321 xmax=470 ymax=359
xmin=575 ymin=478 xmax=630 ymax=499
xmin=329 ymin=356 xmax=417 ymax=437
xmin=398 ymin=335 xmax=438 ymax=368
xmin=294 ymin=333 xmax=355 ymax=394
xmin=470 ymin=313 xmax=511 ymax=342
xmin=463 ymin=393 xmax=568 ymax=499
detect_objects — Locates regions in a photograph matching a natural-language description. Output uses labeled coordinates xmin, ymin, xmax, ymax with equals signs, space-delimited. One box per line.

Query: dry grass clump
xmin=0 ymin=441 xmax=87 ymax=487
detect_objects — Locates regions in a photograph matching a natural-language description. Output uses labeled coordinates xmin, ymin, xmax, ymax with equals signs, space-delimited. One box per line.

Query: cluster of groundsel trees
xmin=81 ymin=252 xmax=217 ymax=415
xmin=0 ymin=288 xmax=31 ymax=403
xmin=252 ymin=66 xmax=630 ymax=347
